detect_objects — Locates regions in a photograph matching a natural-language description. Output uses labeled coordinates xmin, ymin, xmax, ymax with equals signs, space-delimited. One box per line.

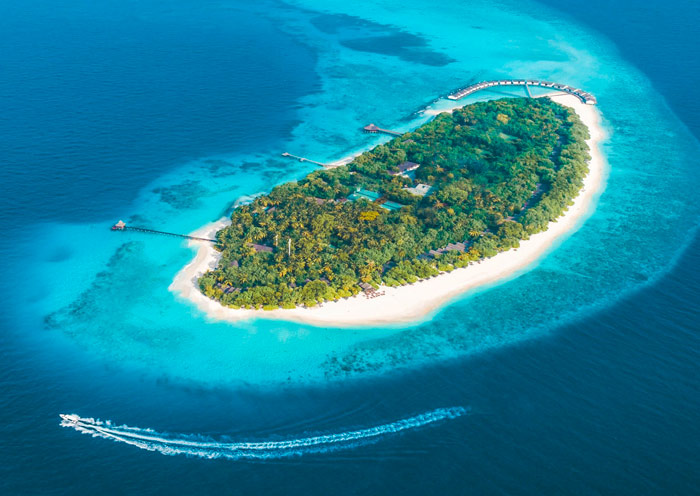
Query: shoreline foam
xmin=170 ymin=94 xmax=607 ymax=327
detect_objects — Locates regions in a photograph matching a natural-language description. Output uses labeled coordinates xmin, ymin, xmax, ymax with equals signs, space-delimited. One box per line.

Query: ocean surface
xmin=0 ymin=0 xmax=698 ymax=493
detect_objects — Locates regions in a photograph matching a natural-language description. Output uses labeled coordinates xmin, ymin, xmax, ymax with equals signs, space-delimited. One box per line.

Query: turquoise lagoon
xmin=13 ymin=0 xmax=700 ymax=388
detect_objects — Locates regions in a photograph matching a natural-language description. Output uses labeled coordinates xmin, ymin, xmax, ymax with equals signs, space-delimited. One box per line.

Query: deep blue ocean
xmin=1 ymin=0 xmax=698 ymax=494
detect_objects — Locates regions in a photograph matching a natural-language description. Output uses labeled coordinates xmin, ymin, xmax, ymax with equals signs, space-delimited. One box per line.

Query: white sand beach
xmin=170 ymin=94 xmax=607 ymax=327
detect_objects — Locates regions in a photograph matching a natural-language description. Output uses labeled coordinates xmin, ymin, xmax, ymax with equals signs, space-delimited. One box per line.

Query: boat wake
xmin=60 ymin=407 xmax=467 ymax=460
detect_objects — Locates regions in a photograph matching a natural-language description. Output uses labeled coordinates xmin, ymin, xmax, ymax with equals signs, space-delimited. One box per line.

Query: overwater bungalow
xmin=111 ymin=220 xmax=126 ymax=230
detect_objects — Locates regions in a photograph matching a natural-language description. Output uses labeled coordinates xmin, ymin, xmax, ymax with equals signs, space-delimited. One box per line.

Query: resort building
xmin=249 ymin=243 xmax=274 ymax=253
xmin=428 ymin=242 xmax=467 ymax=257
xmin=348 ymin=188 xmax=382 ymax=202
xmin=347 ymin=188 xmax=405 ymax=211
xmin=403 ymin=183 xmax=433 ymax=196
xmin=388 ymin=161 xmax=420 ymax=177
xmin=380 ymin=201 xmax=404 ymax=211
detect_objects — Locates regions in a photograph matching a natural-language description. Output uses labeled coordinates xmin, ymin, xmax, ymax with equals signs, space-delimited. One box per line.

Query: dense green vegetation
xmin=200 ymin=98 xmax=590 ymax=309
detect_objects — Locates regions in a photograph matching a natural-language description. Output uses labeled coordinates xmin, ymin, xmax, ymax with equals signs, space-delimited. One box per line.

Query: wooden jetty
xmin=281 ymin=152 xmax=328 ymax=168
xmin=363 ymin=123 xmax=402 ymax=136
xmin=448 ymin=79 xmax=597 ymax=105
xmin=111 ymin=220 xmax=216 ymax=242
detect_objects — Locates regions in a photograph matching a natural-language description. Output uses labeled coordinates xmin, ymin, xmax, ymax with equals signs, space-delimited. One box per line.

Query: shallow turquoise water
xmin=11 ymin=0 xmax=700 ymax=388
xmin=1 ymin=0 xmax=700 ymax=492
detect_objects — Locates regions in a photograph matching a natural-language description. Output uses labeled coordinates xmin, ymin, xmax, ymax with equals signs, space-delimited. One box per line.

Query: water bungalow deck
xmin=448 ymin=79 xmax=596 ymax=105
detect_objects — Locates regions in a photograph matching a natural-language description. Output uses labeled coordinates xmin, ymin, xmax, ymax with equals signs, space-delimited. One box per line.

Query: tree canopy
xmin=200 ymin=98 xmax=590 ymax=309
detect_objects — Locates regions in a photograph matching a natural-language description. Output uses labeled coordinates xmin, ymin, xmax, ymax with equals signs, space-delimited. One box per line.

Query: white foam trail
xmin=60 ymin=407 xmax=467 ymax=460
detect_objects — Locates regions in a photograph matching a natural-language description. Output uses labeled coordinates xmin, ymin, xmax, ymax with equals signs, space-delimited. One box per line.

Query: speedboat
xmin=60 ymin=414 xmax=81 ymax=425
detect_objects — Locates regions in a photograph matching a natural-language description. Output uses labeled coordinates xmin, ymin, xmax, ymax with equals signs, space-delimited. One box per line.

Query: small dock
xmin=111 ymin=221 xmax=216 ymax=243
xmin=448 ymin=79 xmax=597 ymax=105
xmin=281 ymin=152 xmax=328 ymax=168
xmin=363 ymin=123 xmax=402 ymax=136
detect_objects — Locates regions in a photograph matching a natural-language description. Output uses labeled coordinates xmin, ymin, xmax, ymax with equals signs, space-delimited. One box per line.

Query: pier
xmin=281 ymin=152 xmax=328 ymax=168
xmin=363 ymin=123 xmax=402 ymax=136
xmin=111 ymin=221 xmax=216 ymax=242
xmin=448 ymin=79 xmax=597 ymax=105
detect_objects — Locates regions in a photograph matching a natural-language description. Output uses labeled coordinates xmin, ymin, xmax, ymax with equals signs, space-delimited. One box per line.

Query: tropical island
xmin=194 ymin=97 xmax=592 ymax=311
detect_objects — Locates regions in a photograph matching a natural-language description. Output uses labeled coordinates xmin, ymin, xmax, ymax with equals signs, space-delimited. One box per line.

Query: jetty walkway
xmin=111 ymin=221 xmax=216 ymax=242
xmin=281 ymin=152 xmax=329 ymax=168
xmin=362 ymin=123 xmax=402 ymax=136
xmin=281 ymin=124 xmax=402 ymax=170
xmin=448 ymin=79 xmax=596 ymax=105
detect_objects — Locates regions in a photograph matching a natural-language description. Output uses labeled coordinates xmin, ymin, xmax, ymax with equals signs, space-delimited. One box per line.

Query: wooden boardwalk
xmin=363 ymin=123 xmax=402 ymax=136
xmin=111 ymin=222 xmax=216 ymax=242
xmin=281 ymin=152 xmax=328 ymax=168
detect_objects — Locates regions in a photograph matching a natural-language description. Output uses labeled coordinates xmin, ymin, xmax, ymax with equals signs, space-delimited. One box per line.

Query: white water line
xmin=61 ymin=407 xmax=468 ymax=459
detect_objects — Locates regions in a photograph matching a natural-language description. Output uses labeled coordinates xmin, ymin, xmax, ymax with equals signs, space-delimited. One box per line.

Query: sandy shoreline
xmin=170 ymin=94 xmax=607 ymax=327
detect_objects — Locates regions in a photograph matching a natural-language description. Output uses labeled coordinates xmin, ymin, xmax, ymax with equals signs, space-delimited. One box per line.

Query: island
xmin=190 ymin=96 xmax=593 ymax=314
